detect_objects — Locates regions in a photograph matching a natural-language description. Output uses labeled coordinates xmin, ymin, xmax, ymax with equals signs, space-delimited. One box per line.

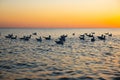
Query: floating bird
xmin=85 ymin=33 xmax=93 ymax=37
xmin=36 ymin=36 xmax=42 ymax=42
xmin=72 ymin=33 xmax=75 ymax=36
xmin=32 ymin=32 xmax=37 ymax=35
xmin=11 ymin=35 xmax=17 ymax=39
xmin=26 ymin=35 xmax=32 ymax=39
xmin=91 ymin=32 xmax=95 ymax=34
xmin=55 ymin=34 xmax=67 ymax=45
xmin=105 ymin=32 xmax=112 ymax=36
xmin=44 ymin=35 xmax=51 ymax=40
xmin=5 ymin=34 xmax=13 ymax=38
xmin=59 ymin=34 xmax=67 ymax=42
xmin=79 ymin=35 xmax=85 ymax=40
xmin=97 ymin=34 xmax=106 ymax=41
xmin=91 ymin=36 xmax=95 ymax=42
xmin=108 ymin=33 xmax=112 ymax=36
xmin=19 ymin=35 xmax=32 ymax=41
xmin=23 ymin=38 xmax=30 ymax=41
xmin=105 ymin=32 xmax=109 ymax=35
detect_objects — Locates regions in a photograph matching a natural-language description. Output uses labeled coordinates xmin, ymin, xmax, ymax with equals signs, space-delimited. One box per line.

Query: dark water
xmin=0 ymin=28 xmax=120 ymax=80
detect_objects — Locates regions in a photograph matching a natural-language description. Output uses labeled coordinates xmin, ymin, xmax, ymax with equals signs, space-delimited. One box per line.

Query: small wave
xmin=112 ymin=77 xmax=120 ymax=80
xmin=0 ymin=65 xmax=12 ymax=69
xmin=14 ymin=62 xmax=38 ymax=69
xmin=59 ymin=76 xmax=94 ymax=80
xmin=15 ymin=78 xmax=35 ymax=80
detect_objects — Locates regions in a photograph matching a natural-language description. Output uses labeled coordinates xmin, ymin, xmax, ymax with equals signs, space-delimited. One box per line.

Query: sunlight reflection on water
xmin=0 ymin=28 xmax=120 ymax=80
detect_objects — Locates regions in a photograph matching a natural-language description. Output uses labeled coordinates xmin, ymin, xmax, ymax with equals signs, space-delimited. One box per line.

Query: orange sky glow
xmin=0 ymin=0 xmax=120 ymax=28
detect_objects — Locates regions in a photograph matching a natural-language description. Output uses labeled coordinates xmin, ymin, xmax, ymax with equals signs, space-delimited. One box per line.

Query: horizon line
xmin=0 ymin=27 xmax=120 ymax=29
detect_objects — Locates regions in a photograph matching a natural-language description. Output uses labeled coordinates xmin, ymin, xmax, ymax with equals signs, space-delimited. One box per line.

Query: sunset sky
xmin=0 ymin=0 xmax=120 ymax=28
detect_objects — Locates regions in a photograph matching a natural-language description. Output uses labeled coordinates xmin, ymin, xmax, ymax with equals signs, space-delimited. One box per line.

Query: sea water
xmin=0 ymin=28 xmax=120 ymax=80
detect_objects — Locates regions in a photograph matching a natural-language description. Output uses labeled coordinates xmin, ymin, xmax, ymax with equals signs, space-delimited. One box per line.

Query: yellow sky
xmin=0 ymin=0 xmax=120 ymax=28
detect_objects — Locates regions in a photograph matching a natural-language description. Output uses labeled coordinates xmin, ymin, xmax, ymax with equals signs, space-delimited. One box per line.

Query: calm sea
xmin=0 ymin=28 xmax=120 ymax=80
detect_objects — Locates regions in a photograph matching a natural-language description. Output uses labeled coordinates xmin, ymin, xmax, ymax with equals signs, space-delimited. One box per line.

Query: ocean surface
xmin=0 ymin=28 xmax=120 ymax=80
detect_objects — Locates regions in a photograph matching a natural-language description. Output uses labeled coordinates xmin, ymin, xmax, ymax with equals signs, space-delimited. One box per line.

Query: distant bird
xmin=23 ymin=38 xmax=30 ymax=41
xmin=91 ymin=32 xmax=95 ymax=34
xmin=11 ymin=35 xmax=17 ymax=39
xmin=36 ymin=36 xmax=42 ymax=42
xmin=97 ymin=34 xmax=106 ymax=41
xmin=19 ymin=35 xmax=31 ymax=41
xmin=105 ymin=32 xmax=112 ymax=36
xmin=79 ymin=35 xmax=85 ymax=40
xmin=91 ymin=36 xmax=95 ymax=42
xmin=5 ymin=34 xmax=13 ymax=38
xmin=108 ymin=33 xmax=112 ymax=36
xmin=87 ymin=33 xmax=93 ymax=37
xmin=84 ymin=33 xmax=93 ymax=37
xmin=59 ymin=34 xmax=67 ymax=42
xmin=84 ymin=33 xmax=87 ymax=35
xmin=32 ymin=32 xmax=37 ymax=35
xmin=26 ymin=35 xmax=32 ymax=39
xmin=44 ymin=35 xmax=51 ymax=40
xmin=72 ymin=33 xmax=75 ymax=36
xmin=105 ymin=32 xmax=109 ymax=35
xmin=55 ymin=34 xmax=67 ymax=45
